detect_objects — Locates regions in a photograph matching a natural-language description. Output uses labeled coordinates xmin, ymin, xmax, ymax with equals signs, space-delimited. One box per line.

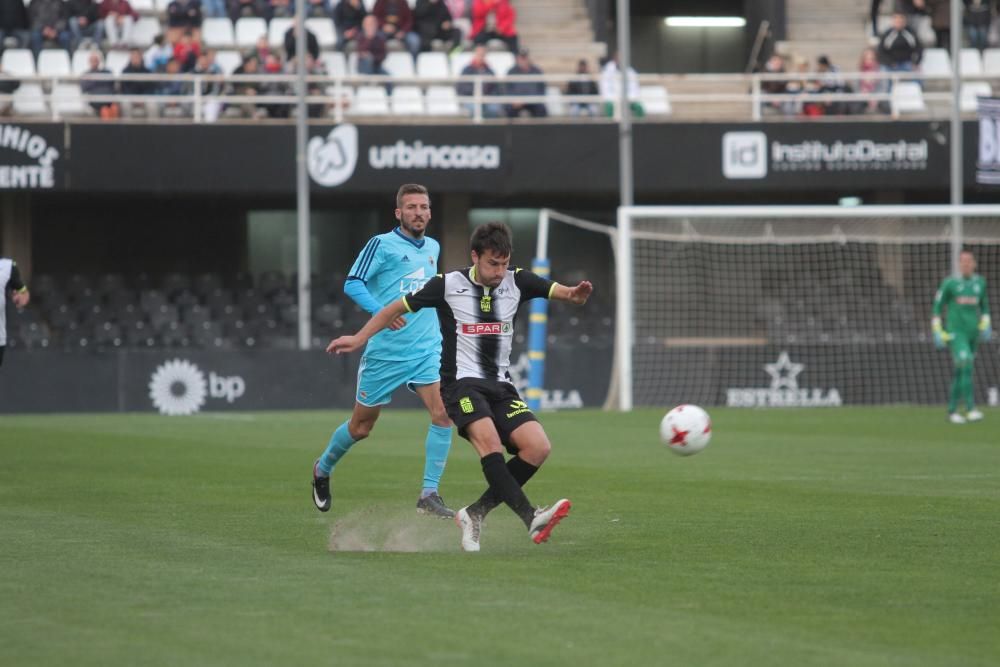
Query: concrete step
xmin=515 ymin=7 xmax=588 ymax=22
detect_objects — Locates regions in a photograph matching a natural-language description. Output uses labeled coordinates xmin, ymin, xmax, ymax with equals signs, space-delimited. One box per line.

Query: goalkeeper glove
xmin=980 ymin=315 xmax=992 ymax=342
xmin=932 ymin=317 xmax=952 ymax=349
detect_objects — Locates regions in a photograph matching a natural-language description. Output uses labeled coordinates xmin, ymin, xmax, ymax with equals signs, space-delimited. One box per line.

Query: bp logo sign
xmin=148 ymin=359 xmax=246 ymax=415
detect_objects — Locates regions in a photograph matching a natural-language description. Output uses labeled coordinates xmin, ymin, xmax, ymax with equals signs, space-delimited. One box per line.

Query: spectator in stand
xmin=924 ymin=0 xmax=951 ymax=51
xmin=166 ymin=0 xmax=202 ymax=44
xmin=457 ymin=43 xmax=500 ymax=117
xmin=287 ymin=52 xmax=327 ymax=116
xmin=144 ymin=33 xmax=173 ymax=71
xmin=356 ymin=14 xmax=388 ymax=76
xmin=228 ymin=0 xmax=270 ymax=22
xmin=858 ymin=46 xmax=886 ymax=113
xmin=302 ymin=0 xmax=332 ymax=19
xmin=373 ymin=0 xmax=420 ymax=58
xmin=599 ymin=50 xmax=643 ymax=118
xmin=194 ymin=49 xmax=223 ymax=120
xmin=470 ymin=0 xmax=516 ymax=53
xmin=333 ymin=0 xmax=365 ymax=51
xmin=0 ymin=0 xmax=30 ymax=50
xmin=414 ymin=0 xmax=461 ymax=53
xmin=68 ymin=0 xmax=104 ymax=51
xmin=200 ymin=0 xmax=225 ymax=19
xmin=504 ymin=48 xmax=545 ymax=117
xmin=284 ymin=16 xmax=320 ymax=62
xmin=80 ymin=51 xmax=117 ymax=116
xmin=964 ymin=0 xmax=994 ymax=51
xmin=870 ymin=0 xmax=929 ymax=38
xmin=157 ymin=57 xmax=192 ymax=117
xmin=229 ymin=54 xmax=266 ymax=118
xmin=172 ymin=29 xmax=201 ymax=70
xmin=28 ymin=0 xmax=71 ymax=55
xmin=99 ymin=0 xmax=137 ymax=48
xmin=120 ymin=47 xmax=153 ymax=117
xmin=253 ymin=33 xmax=272 ymax=62
xmin=758 ymin=53 xmax=790 ymax=115
xmin=270 ymin=0 xmax=292 ymax=19
xmin=816 ymin=54 xmax=852 ymax=115
xmin=877 ymin=11 xmax=923 ymax=80
xmin=784 ymin=55 xmax=823 ymax=116
xmin=566 ymin=58 xmax=598 ymax=116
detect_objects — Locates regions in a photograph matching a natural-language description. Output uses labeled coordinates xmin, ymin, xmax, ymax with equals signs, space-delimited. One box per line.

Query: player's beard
xmin=401 ymin=216 xmax=426 ymax=239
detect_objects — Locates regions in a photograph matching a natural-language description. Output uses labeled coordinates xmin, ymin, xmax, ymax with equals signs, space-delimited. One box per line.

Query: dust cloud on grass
xmin=327 ymin=506 xmax=459 ymax=552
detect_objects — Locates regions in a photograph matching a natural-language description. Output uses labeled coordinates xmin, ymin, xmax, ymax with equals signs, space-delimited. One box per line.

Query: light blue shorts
xmin=356 ymin=353 xmax=441 ymax=407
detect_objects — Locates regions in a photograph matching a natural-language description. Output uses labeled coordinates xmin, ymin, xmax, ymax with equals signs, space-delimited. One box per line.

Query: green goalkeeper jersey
xmin=933 ymin=274 xmax=990 ymax=335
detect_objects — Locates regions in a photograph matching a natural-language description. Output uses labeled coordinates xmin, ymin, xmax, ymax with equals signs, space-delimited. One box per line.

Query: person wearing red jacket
xmin=470 ymin=0 xmax=517 ymax=53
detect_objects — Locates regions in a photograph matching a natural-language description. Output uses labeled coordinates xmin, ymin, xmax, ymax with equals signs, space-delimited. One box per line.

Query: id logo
xmin=722 ymin=131 xmax=767 ymax=179
xmin=308 ymin=124 xmax=359 ymax=187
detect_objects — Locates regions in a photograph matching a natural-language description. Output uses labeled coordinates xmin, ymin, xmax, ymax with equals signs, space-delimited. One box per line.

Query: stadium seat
xmin=37 ymin=49 xmax=71 ymax=77
xmin=346 ymin=51 xmax=358 ymax=74
xmin=153 ymin=0 xmax=171 ymax=12
xmin=105 ymin=50 xmax=131 ymax=76
xmin=961 ymin=82 xmax=993 ymax=112
xmin=892 ymin=81 xmax=926 ymax=113
xmin=214 ymin=50 xmax=243 ymax=76
xmin=425 ymin=85 xmax=459 ymax=115
xmin=72 ymin=49 xmax=100 ymax=76
xmin=130 ymin=17 xmax=162 ymax=47
xmin=960 ymin=48 xmax=983 ymax=76
xmin=130 ymin=0 xmax=155 ymax=13
xmin=639 ymin=85 xmax=672 ymax=116
xmin=352 ymin=85 xmax=390 ymax=114
xmin=319 ymin=51 xmax=347 ymax=78
xmin=235 ymin=17 xmax=268 ymax=49
xmin=362 ymin=0 xmax=376 ymax=10
xmin=449 ymin=51 xmax=473 ymax=77
xmin=383 ymin=51 xmax=415 ymax=79
xmin=305 ymin=18 xmax=336 ymax=49
xmin=390 ymin=85 xmax=424 ymax=114
xmin=202 ymin=17 xmax=235 ymax=49
xmin=51 ymin=83 xmax=91 ymax=116
xmin=13 ymin=84 xmax=48 ymax=115
xmin=416 ymin=52 xmax=449 ymax=79
xmin=1 ymin=48 xmax=36 ymax=77
xmin=984 ymin=49 xmax=1000 ymax=75
xmin=544 ymin=85 xmax=565 ymax=116
xmin=484 ymin=51 xmax=514 ymax=77
xmin=921 ymin=48 xmax=950 ymax=77
xmin=269 ymin=17 xmax=293 ymax=50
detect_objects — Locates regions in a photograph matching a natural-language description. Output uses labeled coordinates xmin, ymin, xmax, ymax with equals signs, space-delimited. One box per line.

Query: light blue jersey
xmin=347 ymin=227 xmax=442 ymax=361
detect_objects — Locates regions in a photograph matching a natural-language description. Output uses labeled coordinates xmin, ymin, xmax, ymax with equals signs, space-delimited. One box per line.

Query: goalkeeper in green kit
xmin=932 ymin=250 xmax=992 ymax=423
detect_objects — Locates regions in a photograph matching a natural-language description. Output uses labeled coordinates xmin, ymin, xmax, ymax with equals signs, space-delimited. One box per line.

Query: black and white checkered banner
xmin=978 ymin=97 xmax=1000 ymax=185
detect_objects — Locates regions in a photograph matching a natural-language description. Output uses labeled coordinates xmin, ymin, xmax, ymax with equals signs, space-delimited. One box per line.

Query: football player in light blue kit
xmin=312 ymin=184 xmax=454 ymax=517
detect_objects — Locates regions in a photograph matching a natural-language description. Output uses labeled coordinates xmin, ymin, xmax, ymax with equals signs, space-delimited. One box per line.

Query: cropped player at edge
xmin=932 ymin=250 xmax=991 ymax=424
xmin=328 ymin=222 xmax=593 ymax=552
xmin=311 ymin=184 xmax=455 ymax=518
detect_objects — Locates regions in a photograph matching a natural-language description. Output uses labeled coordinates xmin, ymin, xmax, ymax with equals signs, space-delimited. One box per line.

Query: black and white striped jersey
xmin=402 ymin=266 xmax=555 ymax=385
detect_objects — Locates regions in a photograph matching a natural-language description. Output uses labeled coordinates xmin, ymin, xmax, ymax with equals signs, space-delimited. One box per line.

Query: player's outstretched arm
xmin=550 ymin=281 xmax=593 ymax=305
xmin=327 ymin=298 xmax=410 ymax=355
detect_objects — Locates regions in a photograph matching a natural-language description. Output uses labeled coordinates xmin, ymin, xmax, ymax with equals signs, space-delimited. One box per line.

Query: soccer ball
xmin=660 ymin=404 xmax=712 ymax=456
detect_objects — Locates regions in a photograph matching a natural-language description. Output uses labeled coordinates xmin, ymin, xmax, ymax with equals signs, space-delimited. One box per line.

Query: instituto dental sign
xmin=0 ymin=124 xmax=60 ymax=189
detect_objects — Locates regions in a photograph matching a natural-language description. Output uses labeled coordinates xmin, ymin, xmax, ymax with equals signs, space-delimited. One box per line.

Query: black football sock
xmin=478 ymin=452 xmax=536 ymax=528
xmin=468 ymin=456 xmax=538 ymax=519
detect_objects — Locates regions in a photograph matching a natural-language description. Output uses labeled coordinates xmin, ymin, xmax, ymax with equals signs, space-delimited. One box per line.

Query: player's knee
xmin=521 ymin=437 xmax=551 ymax=464
xmin=349 ymin=419 xmax=376 ymax=440
xmin=430 ymin=409 xmax=450 ymax=428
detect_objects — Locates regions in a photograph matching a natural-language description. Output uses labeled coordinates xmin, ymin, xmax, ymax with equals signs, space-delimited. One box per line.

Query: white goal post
xmin=614 ymin=205 xmax=1000 ymax=411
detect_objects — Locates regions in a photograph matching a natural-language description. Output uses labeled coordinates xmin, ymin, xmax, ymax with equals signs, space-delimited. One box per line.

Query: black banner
xmin=58 ymin=121 xmax=986 ymax=196
xmin=977 ymin=97 xmax=1000 ymax=186
xmin=0 ymin=123 xmax=65 ymax=190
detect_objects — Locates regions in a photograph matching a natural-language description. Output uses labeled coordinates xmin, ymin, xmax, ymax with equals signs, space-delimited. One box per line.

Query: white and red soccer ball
xmin=660 ymin=404 xmax=712 ymax=456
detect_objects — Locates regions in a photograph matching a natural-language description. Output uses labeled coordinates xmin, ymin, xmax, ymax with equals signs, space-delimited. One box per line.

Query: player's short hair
xmin=396 ymin=183 xmax=429 ymax=208
xmin=470 ymin=222 xmax=512 ymax=258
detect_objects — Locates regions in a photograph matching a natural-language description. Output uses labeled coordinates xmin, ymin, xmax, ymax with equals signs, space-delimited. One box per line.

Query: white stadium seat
xmin=961 ymin=82 xmax=993 ymax=112
xmin=416 ymin=52 xmax=449 ymax=79
xmin=130 ymin=17 xmax=162 ymax=48
xmin=545 ymin=85 xmax=565 ymax=116
xmin=269 ymin=17 xmax=293 ymax=50
xmin=305 ymin=18 xmax=336 ymax=49
xmin=425 ymin=85 xmax=460 ymax=115
xmin=383 ymin=51 xmax=415 ymax=79
xmin=893 ymin=81 xmax=926 ymax=113
xmin=449 ymin=51 xmax=473 ymax=76
xmin=130 ymin=0 xmax=155 ymax=13
xmin=37 ymin=49 xmax=71 ymax=77
xmin=352 ymin=85 xmax=389 ymax=114
xmin=72 ymin=49 xmax=101 ymax=76
xmin=959 ymin=48 xmax=983 ymax=76
xmin=640 ymin=85 xmax=672 ymax=116
xmin=1 ymin=48 xmax=36 ymax=77
xmin=202 ymin=18 xmax=235 ymax=49
xmin=214 ymin=50 xmax=243 ymax=76
xmin=484 ymin=51 xmax=514 ymax=77
xmin=320 ymin=51 xmax=347 ymax=78
xmin=13 ymin=84 xmax=48 ymax=115
xmin=105 ymin=50 xmax=131 ymax=76
xmin=235 ymin=17 xmax=267 ymax=49
xmin=52 ymin=83 xmax=91 ymax=116
xmin=984 ymin=49 xmax=1000 ymax=75
xmin=920 ymin=48 xmax=949 ymax=76
xmin=390 ymin=85 xmax=424 ymax=114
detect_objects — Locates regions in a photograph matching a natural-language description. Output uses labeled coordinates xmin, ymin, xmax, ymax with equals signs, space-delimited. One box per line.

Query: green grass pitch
xmin=2 ymin=407 xmax=998 ymax=666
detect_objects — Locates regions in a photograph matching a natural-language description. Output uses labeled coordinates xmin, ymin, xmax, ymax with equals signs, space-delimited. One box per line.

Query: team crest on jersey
xmin=480 ymin=295 xmax=492 ymax=312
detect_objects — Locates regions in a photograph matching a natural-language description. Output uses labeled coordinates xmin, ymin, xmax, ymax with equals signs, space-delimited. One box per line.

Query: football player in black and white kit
xmin=0 ymin=257 xmax=30 ymax=367
xmin=328 ymin=222 xmax=593 ymax=551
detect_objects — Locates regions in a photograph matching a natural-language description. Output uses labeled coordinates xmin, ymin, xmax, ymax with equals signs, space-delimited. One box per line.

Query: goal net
xmin=614 ymin=206 xmax=1000 ymax=410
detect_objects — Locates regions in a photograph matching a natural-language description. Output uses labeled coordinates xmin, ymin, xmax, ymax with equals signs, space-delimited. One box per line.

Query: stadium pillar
xmin=949 ymin=0 xmax=963 ymax=276
xmin=0 ymin=194 xmax=31 ymax=280
xmin=440 ymin=194 xmax=471 ymax=271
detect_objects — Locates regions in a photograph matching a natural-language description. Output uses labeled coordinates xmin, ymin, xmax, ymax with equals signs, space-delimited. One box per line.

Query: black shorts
xmin=441 ymin=377 xmax=538 ymax=453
